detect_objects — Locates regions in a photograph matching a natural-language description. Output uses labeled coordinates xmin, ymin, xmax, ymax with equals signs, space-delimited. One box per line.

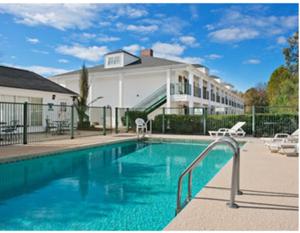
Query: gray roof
xmin=0 ymin=65 xmax=77 ymax=95
xmin=105 ymin=49 xmax=140 ymax=59
xmin=53 ymin=56 xmax=186 ymax=77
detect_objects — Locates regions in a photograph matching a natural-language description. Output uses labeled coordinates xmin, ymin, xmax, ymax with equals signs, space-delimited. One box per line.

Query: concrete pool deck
xmin=165 ymin=137 xmax=298 ymax=231
xmin=0 ymin=134 xmax=298 ymax=230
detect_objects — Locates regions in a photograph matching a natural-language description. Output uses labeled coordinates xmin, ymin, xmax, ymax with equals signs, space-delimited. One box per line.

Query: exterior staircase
xmin=134 ymin=84 xmax=167 ymax=114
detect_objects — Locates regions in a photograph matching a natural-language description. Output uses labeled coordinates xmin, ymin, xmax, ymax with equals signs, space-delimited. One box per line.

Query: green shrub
xmin=121 ymin=110 xmax=148 ymax=130
xmin=152 ymin=113 xmax=298 ymax=137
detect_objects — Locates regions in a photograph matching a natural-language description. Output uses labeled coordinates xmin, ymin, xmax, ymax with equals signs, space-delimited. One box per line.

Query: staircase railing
xmin=175 ymin=136 xmax=242 ymax=215
xmin=134 ymin=84 xmax=166 ymax=109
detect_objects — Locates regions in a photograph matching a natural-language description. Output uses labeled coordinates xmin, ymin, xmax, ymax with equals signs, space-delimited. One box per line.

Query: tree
xmin=243 ymin=83 xmax=268 ymax=109
xmin=283 ymin=32 xmax=298 ymax=75
xmin=75 ymin=64 xmax=90 ymax=128
xmin=267 ymin=65 xmax=298 ymax=109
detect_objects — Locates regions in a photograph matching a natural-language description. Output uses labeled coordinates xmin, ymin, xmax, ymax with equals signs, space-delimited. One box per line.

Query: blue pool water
xmin=0 ymin=140 xmax=234 ymax=230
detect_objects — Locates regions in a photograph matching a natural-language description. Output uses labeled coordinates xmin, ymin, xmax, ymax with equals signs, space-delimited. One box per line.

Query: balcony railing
xmin=203 ymin=88 xmax=209 ymax=100
xmin=193 ymin=86 xmax=201 ymax=98
xmin=211 ymin=92 xmax=216 ymax=102
xmin=171 ymin=83 xmax=191 ymax=95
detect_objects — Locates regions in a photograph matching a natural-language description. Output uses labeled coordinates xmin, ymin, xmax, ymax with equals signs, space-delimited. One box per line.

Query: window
xmin=30 ymin=97 xmax=43 ymax=126
xmin=107 ymin=56 xmax=121 ymax=66
xmin=60 ymin=102 xmax=67 ymax=112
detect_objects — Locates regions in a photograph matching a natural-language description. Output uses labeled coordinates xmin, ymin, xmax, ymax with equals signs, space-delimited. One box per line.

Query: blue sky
xmin=0 ymin=3 xmax=298 ymax=91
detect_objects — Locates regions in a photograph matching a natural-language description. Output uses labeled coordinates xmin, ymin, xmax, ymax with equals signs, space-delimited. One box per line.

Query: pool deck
xmin=0 ymin=134 xmax=298 ymax=230
xmin=165 ymin=136 xmax=298 ymax=231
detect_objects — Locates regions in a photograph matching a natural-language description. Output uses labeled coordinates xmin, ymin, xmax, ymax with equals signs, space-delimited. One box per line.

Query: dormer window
xmin=104 ymin=49 xmax=140 ymax=69
xmin=107 ymin=56 xmax=121 ymax=66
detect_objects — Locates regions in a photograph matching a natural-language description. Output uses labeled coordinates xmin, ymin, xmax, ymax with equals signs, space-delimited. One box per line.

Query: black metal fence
xmin=0 ymin=102 xmax=112 ymax=146
xmin=0 ymin=102 xmax=298 ymax=146
xmin=115 ymin=106 xmax=298 ymax=137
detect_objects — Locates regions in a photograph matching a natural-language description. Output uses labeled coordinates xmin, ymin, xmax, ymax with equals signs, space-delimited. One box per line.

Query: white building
xmin=0 ymin=65 xmax=77 ymax=130
xmin=50 ymin=49 xmax=244 ymax=124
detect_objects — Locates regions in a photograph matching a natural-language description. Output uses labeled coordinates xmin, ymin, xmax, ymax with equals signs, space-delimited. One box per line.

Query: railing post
xmin=228 ymin=152 xmax=239 ymax=208
xmin=162 ymin=107 xmax=165 ymax=134
xmin=23 ymin=102 xmax=28 ymax=144
xmin=115 ymin=107 xmax=118 ymax=134
xmin=126 ymin=107 xmax=129 ymax=133
xmin=236 ymin=147 xmax=243 ymax=195
xmin=252 ymin=105 xmax=255 ymax=137
xmin=103 ymin=106 xmax=106 ymax=135
xmin=70 ymin=104 xmax=74 ymax=139
xmin=203 ymin=107 xmax=207 ymax=135
xmin=187 ymin=171 xmax=192 ymax=201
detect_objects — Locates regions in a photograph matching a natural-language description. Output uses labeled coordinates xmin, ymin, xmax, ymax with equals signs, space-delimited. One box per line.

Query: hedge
xmin=152 ymin=113 xmax=298 ymax=137
xmin=121 ymin=110 xmax=148 ymax=130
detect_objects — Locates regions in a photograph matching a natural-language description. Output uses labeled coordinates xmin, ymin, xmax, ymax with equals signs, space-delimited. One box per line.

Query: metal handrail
xmin=175 ymin=136 xmax=242 ymax=214
xmin=134 ymin=84 xmax=166 ymax=108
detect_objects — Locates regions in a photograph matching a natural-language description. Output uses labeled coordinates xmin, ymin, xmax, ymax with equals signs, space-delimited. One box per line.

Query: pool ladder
xmin=175 ymin=136 xmax=243 ymax=215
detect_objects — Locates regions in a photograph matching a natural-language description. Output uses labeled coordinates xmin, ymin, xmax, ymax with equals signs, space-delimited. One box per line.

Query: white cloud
xmin=97 ymin=36 xmax=120 ymax=42
xmin=4 ymin=63 xmax=69 ymax=76
xmin=117 ymin=23 xmax=158 ymax=33
xmin=58 ymin=59 xmax=69 ymax=64
xmin=152 ymin=42 xmax=204 ymax=64
xmin=206 ymin=54 xmax=223 ymax=60
xmin=243 ymin=59 xmax=261 ymax=64
xmin=123 ymin=44 xmax=143 ymax=55
xmin=81 ymin=33 xmax=96 ymax=39
xmin=276 ymin=36 xmax=286 ymax=45
xmin=209 ymin=27 xmax=259 ymax=42
xmin=141 ymin=16 xmax=187 ymax=35
xmin=0 ymin=4 xmax=101 ymax=30
xmin=56 ymin=45 xmax=109 ymax=62
xmin=116 ymin=5 xmax=148 ymax=18
xmin=179 ymin=36 xmax=199 ymax=47
xmin=26 ymin=37 xmax=39 ymax=44
xmin=152 ymin=42 xmax=185 ymax=56
xmin=208 ymin=7 xmax=298 ymax=43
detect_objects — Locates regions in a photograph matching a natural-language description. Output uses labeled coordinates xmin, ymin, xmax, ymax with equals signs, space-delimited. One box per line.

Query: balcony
xmin=171 ymin=83 xmax=191 ymax=95
xmin=211 ymin=92 xmax=216 ymax=102
xmin=193 ymin=86 xmax=201 ymax=98
xmin=202 ymin=88 xmax=209 ymax=100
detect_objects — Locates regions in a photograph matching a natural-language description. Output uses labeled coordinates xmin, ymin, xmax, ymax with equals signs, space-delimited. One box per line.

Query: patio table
xmin=54 ymin=120 xmax=69 ymax=135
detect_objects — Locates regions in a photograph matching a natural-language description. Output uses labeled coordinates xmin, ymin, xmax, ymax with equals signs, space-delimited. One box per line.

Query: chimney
xmin=141 ymin=49 xmax=153 ymax=57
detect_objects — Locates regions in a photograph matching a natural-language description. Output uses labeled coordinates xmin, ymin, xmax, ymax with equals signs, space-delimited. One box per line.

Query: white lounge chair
xmin=268 ymin=141 xmax=299 ymax=155
xmin=135 ymin=118 xmax=147 ymax=138
xmin=209 ymin=121 xmax=246 ymax=137
xmin=261 ymin=129 xmax=299 ymax=144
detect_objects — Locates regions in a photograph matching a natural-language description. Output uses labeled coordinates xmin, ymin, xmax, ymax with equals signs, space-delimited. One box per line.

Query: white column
xmin=199 ymin=78 xmax=203 ymax=102
xmin=207 ymin=81 xmax=211 ymax=110
xmin=188 ymin=72 xmax=194 ymax=108
xmin=118 ymin=73 xmax=123 ymax=108
xmin=166 ymin=69 xmax=171 ymax=114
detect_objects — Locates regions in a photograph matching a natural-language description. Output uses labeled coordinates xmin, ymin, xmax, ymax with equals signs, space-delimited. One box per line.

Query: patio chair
xmin=1 ymin=120 xmax=19 ymax=140
xmin=208 ymin=121 xmax=246 ymax=137
xmin=261 ymin=129 xmax=299 ymax=144
xmin=45 ymin=118 xmax=57 ymax=135
xmin=135 ymin=118 xmax=147 ymax=138
xmin=267 ymin=141 xmax=298 ymax=155
xmin=61 ymin=120 xmax=71 ymax=134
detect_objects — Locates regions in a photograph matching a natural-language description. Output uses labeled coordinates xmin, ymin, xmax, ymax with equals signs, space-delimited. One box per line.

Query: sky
xmin=0 ymin=3 xmax=298 ymax=92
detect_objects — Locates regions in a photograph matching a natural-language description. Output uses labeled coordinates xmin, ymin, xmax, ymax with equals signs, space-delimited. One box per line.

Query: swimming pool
xmin=0 ymin=139 xmax=234 ymax=230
